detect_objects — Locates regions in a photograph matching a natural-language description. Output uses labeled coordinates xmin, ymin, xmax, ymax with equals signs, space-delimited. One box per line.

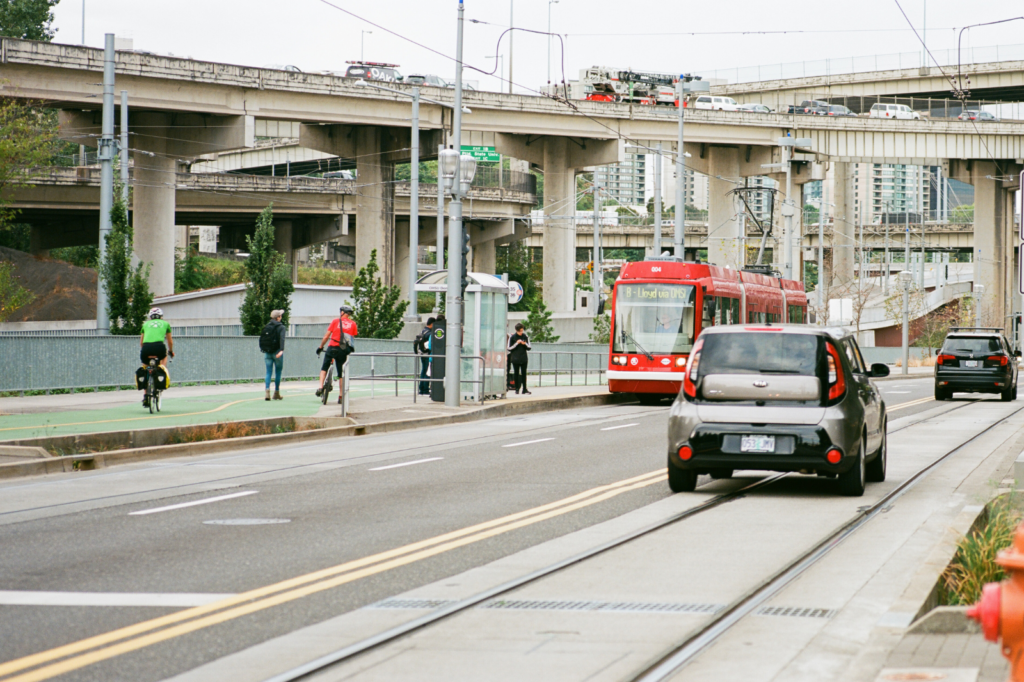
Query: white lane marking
xmin=129 ymin=490 xmax=258 ymax=516
xmin=883 ymin=390 xmax=911 ymax=394
xmin=601 ymin=423 xmax=639 ymax=431
xmin=369 ymin=457 xmax=444 ymax=471
xmin=0 ymin=591 xmax=237 ymax=607
xmin=502 ymin=438 xmax=555 ymax=448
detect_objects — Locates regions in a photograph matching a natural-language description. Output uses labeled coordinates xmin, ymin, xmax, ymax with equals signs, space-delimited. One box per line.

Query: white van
xmin=693 ymin=96 xmax=740 ymax=111
xmin=868 ymin=103 xmax=921 ymax=120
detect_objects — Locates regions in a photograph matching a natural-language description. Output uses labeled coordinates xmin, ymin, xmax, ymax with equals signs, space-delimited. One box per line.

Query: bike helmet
xmin=148 ymin=307 xmax=164 ymax=319
xmin=340 ymin=305 xmax=354 ymax=314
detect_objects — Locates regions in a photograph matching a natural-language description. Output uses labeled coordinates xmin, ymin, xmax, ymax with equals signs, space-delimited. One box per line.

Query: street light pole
xmin=674 ymin=79 xmax=686 ymax=258
xmin=900 ymin=270 xmax=912 ymax=374
xmin=407 ymin=86 xmax=420 ymax=322
xmin=593 ymin=172 xmax=602 ymax=308
xmin=119 ymin=90 xmax=128 ymax=203
xmin=783 ymin=143 xmax=794 ymax=279
xmin=445 ymin=0 xmax=468 ymax=408
xmin=547 ymin=0 xmax=558 ymax=85
xmin=96 ymin=34 xmax=116 ymax=334
xmin=653 ymin=142 xmax=662 ymax=257
xmin=508 ymin=0 xmax=514 ymax=94
xmin=436 ymin=144 xmax=445 ymax=311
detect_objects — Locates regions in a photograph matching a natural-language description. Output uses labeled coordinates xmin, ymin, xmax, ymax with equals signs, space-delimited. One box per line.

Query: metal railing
xmin=338 ymin=351 xmax=487 ymax=417
xmin=522 ymin=351 xmax=608 ymax=387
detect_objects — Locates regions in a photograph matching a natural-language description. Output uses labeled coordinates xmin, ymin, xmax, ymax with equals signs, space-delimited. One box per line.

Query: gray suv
xmin=667 ymin=325 xmax=889 ymax=496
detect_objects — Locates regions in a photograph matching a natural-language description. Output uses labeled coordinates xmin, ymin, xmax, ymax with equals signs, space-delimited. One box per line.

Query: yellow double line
xmin=888 ymin=396 xmax=934 ymax=412
xmin=0 ymin=469 xmax=666 ymax=682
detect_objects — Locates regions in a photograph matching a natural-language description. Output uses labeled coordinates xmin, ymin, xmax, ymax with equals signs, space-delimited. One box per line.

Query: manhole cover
xmin=203 ymin=519 xmax=291 ymax=526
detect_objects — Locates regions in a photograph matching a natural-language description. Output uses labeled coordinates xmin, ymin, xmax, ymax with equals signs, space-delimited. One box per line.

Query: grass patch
xmin=939 ymin=494 xmax=1022 ymax=605
xmin=167 ymin=421 xmax=296 ymax=444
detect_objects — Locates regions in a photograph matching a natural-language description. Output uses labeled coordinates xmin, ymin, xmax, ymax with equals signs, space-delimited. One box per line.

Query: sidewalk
xmin=0 ymin=376 xmax=613 ymax=442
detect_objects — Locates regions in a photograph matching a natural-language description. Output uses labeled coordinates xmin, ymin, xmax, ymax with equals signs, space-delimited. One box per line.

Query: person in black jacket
xmin=507 ymin=323 xmax=532 ymax=395
xmin=414 ymin=317 xmax=435 ymax=395
xmin=260 ymin=310 xmax=287 ymax=401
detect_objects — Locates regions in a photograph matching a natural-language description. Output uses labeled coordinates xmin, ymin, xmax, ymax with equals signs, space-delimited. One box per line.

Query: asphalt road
xmin=0 ymin=379 xmax=973 ymax=682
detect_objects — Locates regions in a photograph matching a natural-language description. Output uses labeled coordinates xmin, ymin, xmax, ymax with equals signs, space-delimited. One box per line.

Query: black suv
xmin=935 ymin=328 xmax=1020 ymax=401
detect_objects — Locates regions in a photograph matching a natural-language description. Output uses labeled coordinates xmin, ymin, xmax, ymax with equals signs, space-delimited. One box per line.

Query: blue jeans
xmin=264 ymin=353 xmax=283 ymax=391
xmin=419 ymin=357 xmax=430 ymax=394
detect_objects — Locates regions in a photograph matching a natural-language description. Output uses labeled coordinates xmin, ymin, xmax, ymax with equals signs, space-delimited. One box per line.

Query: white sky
xmin=52 ymin=1 xmax=1024 ymax=95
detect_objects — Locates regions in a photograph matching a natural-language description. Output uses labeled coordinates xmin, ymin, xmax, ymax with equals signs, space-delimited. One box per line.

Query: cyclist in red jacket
xmin=316 ymin=305 xmax=358 ymax=399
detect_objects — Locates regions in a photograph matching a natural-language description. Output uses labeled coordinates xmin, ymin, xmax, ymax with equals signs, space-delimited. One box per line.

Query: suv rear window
xmin=942 ymin=336 xmax=1001 ymax=354
xmin=699 ymin=332 xmax=820 ymax=376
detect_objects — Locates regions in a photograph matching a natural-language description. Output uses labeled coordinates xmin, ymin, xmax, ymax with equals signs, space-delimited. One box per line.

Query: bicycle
xmin=142 ymin=357 xmax=164 ymax=413
xmin=320 ymin=363 xmax=333 ymax=406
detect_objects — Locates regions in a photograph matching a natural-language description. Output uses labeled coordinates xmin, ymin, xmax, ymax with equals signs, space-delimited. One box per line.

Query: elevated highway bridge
xmin=1 ymin=37 xmax=1019 ymax=324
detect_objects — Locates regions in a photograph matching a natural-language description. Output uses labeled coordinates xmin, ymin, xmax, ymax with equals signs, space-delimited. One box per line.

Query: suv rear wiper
xmin=620 ymin=329 xmax=654 ymax=361
xmin=759 ymin=369 xmax=801 ymax=374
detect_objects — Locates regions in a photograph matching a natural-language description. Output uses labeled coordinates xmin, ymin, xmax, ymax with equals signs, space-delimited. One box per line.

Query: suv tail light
xmin=937 ymin=354 xmax=956 ymax=366
xmin=825 ymin=342 xmax=846 ymax=402
xmin=985 ymin=355 xmax=1009 ymax=367
xmin=684 ymin=338 xmax=704 ymax=398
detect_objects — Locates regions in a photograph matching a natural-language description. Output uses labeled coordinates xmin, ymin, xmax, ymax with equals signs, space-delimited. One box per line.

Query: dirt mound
xmin=0 ymin=246 xmax=97 ymax=321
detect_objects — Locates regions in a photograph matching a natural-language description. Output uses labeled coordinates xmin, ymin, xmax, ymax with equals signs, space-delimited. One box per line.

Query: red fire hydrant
xmin=967 ymin=523 xmax=1024 ymax=680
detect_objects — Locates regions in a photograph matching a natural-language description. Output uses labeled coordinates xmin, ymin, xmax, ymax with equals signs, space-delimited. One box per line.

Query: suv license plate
xmin=965 ymin=360 xmax=979 ymax=368
xmin=741 ymin=435 xmax=776 ymax=453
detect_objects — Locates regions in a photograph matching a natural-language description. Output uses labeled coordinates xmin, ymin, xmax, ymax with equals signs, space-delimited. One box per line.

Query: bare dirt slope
xmin=0 ymin=247 xmax=96 ymax=321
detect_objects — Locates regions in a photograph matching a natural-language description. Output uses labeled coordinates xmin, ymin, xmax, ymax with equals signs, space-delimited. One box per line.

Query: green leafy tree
xmin=174 ymin=246 xmax=213 ymax=293
xmin=524 ymin=294 xmax=559 ymax=342
xmin=0 ymin=97 xmax=56 ymax=237
xmin=0 ymin=259 xmax=32 ymax=320
xmin=496 ymin=240 xmax=537 ymax=312
xmin=590 ymin=313 xmax=610 ymax=344
xmin=351 ymin=248 xmax=409 ymax=339
xmin=951 ymin=203 xmax=974 ymax=224
xmin=239 ymin=205 xmax=293 ymax=335
xmin=0 ymin=0 xmax=59 ymax=41
xmin=99 ymin=191 xmax=152 ymax=334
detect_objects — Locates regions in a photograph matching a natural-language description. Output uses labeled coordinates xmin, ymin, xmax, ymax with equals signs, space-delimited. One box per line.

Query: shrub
xmin=940 ymin=495 xmax=1022 ymax=605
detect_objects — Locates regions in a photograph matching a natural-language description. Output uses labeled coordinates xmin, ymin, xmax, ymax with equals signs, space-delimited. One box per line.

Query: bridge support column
xmin=831 ymin=161 xmax=856 ymax=289
xmin=973 ymin=163 xmax=1011 ymax=326
xmin=707 ymin=147 xmax=743 ymax=269
xmin=133 ymin=151 xmax=178 ymax=296
xmin=355 ymin=127 xmax=395 ymax=284
xmin=274 ymin=220 xmax=297 ymax=283
xmin=473 ymin=239 xmax=496 ymax=274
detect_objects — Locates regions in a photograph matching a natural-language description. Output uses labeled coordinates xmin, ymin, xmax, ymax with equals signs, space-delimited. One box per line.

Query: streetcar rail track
xmin=261 ymin=396 xmax=998 ymax=682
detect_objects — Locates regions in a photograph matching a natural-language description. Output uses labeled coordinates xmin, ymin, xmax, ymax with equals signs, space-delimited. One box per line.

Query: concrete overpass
xmin=8 ymin=167 xmax=534 ymax=281
xmin=2 ymin=37 xmax=1020 ymax=323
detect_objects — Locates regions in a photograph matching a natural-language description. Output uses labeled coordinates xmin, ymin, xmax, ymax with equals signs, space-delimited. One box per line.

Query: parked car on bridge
xmin=869 ymin=103 xmax=921 ymax=120
xmin=825 ymin=104 xmax=856 ymax=117
xmin=958 ymin=110 xmax=999 ymax=122
xmin=738 ymin=103 xmax=772 ymax=113
xmin=693 ymin=95 xmax=741 ymax=111
xmin=934 ymin=327 xmax=1019 ymax=401
xmin=667 ymin=325 xmax=889 ymax=496
xmin=345 ymin=62 xmax=403 ymax=83
xmin=406 ymin=74 xmax=450 ymax=88
xmin=798 ymin=100 xmax=830 ymax=115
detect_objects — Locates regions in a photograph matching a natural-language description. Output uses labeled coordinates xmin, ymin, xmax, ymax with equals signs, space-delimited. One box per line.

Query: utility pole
xmin=653 ymin=142 xmax=662 ymax=257
xmin=96 ymin=34 xmax=116 ymax=333
xmin=593 ymin=171 xmax=602 ymax=309
xmin=858 ymin=199 xmax=864 ymax=295
xmin=819 ymin=174 xmax=827 ymax=320
xmin=547 ymin=0 xmax=558 ymax=84
xmin=406 ymin=87 xmax=420 ymax=322
xmin=436 ymin=143 xmax=445 ymax=312
xmin=919 ymin=167 xmax=926 ymax=289
xmin=81 ymin=0 xmax=85 ymax=44
xmin=900 ymin=270 xmax=912 ymax=374
xmin=674 ymin=96 xmax=685 ymax=259
xmin=508 ymin=0 xmax=514 ymax=94
xmin=119 ymin=90 xmax=128 ymax=202
xmin=783 ymin=144 xmax=793 ymax=279
xmin=445 ymin=0 xmax=467 ymax=408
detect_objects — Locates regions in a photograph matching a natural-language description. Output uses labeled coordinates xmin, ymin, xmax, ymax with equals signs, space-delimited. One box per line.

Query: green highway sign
xmin=461 ymin=145 xmax=500 ymax=163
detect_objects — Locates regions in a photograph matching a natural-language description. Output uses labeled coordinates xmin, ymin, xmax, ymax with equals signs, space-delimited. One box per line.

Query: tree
xmin=0 ymin=259 xmax=32 ymax=321
xmin=0 ymin=0 xmax=59 ymax=41
xmin=0 ymin=97 xmax=56 ymax=237
xmin=99 ymin=191 xmax=152 ymax=334
xmin=590 ymin=312 xmax=610 ymax=344
xmin=524 ymin=294 xmax=559 ymax=342
xmin=951 ymin=204 xmax=974 ymax=224
xmin=175 ymin=246 xmax=212 ymax=293
xmin=496 ymin=240 xmax=538 ymax=312
xmin=352 ymin=248 xmax=408 ymax=339
xmin=239 ymin=206 xmax=293 ymax=335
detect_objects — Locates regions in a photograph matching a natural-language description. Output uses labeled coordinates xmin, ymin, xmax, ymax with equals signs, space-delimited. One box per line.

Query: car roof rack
xmin=948 ymin=326 xmax=1004 ymax=332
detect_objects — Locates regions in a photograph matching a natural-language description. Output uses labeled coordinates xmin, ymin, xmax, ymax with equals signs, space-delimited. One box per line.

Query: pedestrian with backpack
xmin=259 ymin=310 xmax=287 ymax=401
xmin=414 ymin=317 xmax=435 ymax=395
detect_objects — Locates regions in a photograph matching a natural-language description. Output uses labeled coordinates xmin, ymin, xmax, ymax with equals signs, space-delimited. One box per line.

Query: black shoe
xmin=522 ymin=390 xmax=532 ymax=395
xmin=315 ymin=388 xmax=323 ymax=397
xmin=142 ymin=397 xmax=149 ymax=407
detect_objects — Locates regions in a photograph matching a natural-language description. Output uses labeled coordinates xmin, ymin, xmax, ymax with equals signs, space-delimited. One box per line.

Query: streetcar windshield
xmin=613 ymin=283 xmax=696 ymax=354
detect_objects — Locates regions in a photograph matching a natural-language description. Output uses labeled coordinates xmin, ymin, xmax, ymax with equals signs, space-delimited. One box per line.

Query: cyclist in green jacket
xmin=140 ymin=307 xmax=174 ymax=367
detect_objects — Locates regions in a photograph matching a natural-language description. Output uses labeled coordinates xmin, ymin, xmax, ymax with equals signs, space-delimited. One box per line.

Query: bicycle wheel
xmin=154 ymin=391 xmax=161 ymax=413
xmin=148 ymin=376 xmax=155 ymax=414
xmin=321 ymin=365 xmax=333 ymax=406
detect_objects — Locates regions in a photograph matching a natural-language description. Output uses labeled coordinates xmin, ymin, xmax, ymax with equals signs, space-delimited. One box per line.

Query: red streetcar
xmin=607 ymin=258 xmax=808 ymax=404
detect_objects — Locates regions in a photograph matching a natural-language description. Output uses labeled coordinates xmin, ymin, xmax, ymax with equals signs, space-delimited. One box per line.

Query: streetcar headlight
xmin=613 ymin=356 xmax=627 ymax=365
xmin=675 ymin=357 xmax=686 ymax=367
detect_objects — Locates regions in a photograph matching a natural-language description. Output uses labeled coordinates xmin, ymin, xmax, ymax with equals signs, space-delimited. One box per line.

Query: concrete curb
xmin=0 ymin=392 xmax=632 ymax=481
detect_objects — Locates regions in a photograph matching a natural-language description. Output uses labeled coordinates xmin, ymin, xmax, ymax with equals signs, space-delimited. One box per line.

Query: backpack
xmin=259 ymin=322 xmax=280 ymax=354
